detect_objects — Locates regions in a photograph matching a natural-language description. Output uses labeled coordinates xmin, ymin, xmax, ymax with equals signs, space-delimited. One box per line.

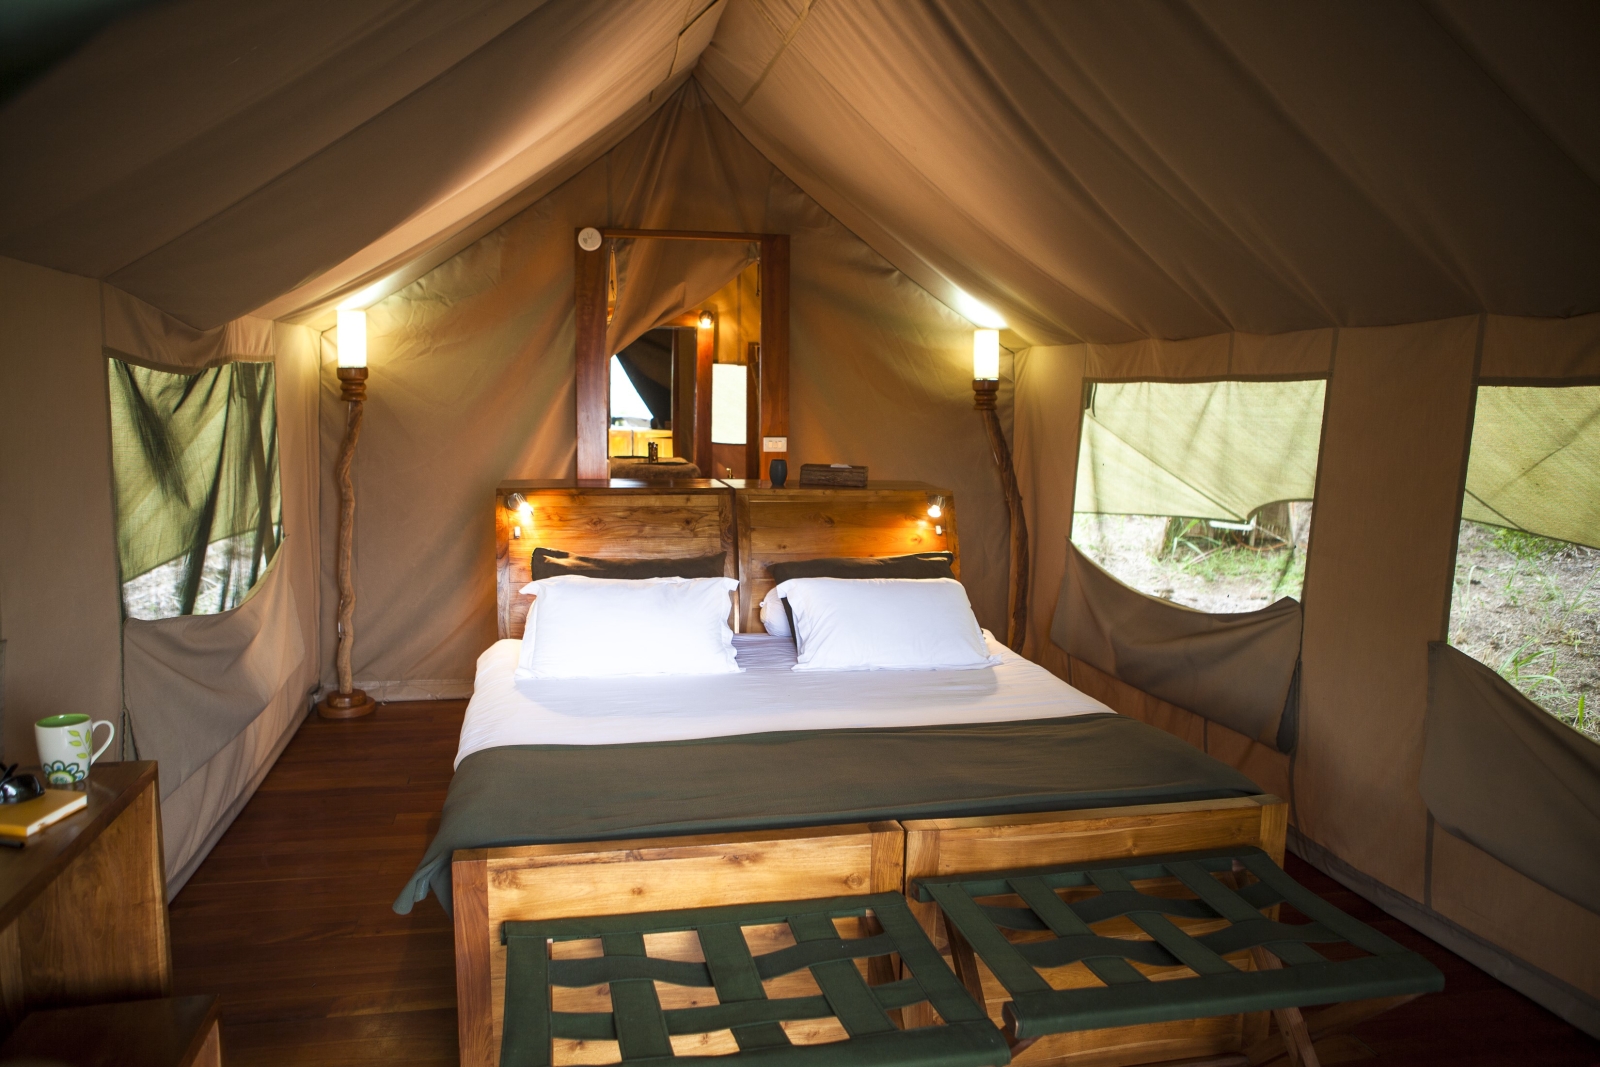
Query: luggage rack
xmin=913 ymin=846 xmax=1444 ymax=1065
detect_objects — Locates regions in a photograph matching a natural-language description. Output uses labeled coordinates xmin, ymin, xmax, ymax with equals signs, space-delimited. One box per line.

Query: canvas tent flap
xmin=102 ymin=283 xmax=272 ymax=370
xmin=1074 ymin=379 xmax=1325 ymax=523
xmin=1422 ymin=642 xmax=1600 ymax=915
xmin=1052 ymin=540 xmax=1301 ymax=750
xmin=1462 ymin=385 xmax=1600 ymax=550
xmin=123 ymin=552 xmax=306 ymax=799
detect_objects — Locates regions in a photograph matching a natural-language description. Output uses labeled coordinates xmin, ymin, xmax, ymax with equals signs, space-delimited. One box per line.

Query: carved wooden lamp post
xmin=318 ymin=309 xmax=375 ymax=720
xmin=972 ymin=327 xmax=1029 ymax=652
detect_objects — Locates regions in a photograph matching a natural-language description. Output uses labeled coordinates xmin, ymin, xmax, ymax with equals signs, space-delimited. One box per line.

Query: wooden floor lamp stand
xmin=973 ymin=378 xmax=1029 ymax=652
xmin=318 ymin=366 xmax=375 ymax=720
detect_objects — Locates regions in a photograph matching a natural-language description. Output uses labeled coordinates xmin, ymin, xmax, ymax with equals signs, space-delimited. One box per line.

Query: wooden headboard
xmin=493 ymin=480 xmax=957 ymax=637
xmin=732 ymin=482 xmax=958 ymax=632
xmin=495 ymin=483 xmax=736 ymax=639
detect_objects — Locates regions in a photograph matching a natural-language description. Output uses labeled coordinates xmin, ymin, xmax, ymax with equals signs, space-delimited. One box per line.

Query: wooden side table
xmin=0 ymin=762 xmax=169 ymax=1036
xmin=0 ymin=994 xmax=219 ymax=1067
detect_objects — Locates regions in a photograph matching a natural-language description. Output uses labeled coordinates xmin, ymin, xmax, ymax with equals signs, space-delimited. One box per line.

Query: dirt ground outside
xmin=1071 ymin=505 xmax=1310 ymax=615
xmin=1449 ymin=521 xmax=1599 ymax=744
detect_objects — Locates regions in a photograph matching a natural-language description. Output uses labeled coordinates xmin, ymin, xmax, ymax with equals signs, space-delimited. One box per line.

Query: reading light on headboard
xmin=697 ymin=309 xmax=715 ymax=330
xmin=505 ymin=492 xmax=533 ymax=539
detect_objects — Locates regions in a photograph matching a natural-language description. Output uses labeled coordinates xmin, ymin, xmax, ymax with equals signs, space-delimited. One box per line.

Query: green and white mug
xmin=34 ymin=714 xmax=115 ymax=786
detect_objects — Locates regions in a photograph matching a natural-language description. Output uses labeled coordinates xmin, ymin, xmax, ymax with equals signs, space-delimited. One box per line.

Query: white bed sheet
xmin=454 ymin=632 xmax=1112 ymax=767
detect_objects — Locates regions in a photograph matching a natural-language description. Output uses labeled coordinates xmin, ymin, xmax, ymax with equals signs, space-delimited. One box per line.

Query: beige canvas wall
xmin=0 ymin=257 xmax=122 ymax=765
xmin=324 ymin=83 xmax=1009 ymax=699
xmin=1014 ymin=312 xmax=1600 ymax=1022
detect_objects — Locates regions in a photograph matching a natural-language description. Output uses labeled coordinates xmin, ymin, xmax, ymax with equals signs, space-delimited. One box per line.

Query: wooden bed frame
xmin=466 ymin=481 xmax=1288 ymax=1066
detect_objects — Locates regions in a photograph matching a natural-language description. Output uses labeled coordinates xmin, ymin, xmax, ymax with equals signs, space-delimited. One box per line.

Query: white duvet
xmin=454 ymin=632 xmax=1111 ymax=768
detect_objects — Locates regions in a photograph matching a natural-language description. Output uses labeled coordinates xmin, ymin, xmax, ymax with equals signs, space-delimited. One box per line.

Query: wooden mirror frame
xmin=575 ymin=229 xmax=789 ymax=482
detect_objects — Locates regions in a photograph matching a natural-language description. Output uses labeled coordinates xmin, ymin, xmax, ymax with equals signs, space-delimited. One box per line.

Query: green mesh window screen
xmin=108 ymin=358 xmax=282 ymax=620
xmin=1449 ymin=385 xmax=1599 ymax=742
xmin=1071 ymin=380 xmax=1325 ymax=612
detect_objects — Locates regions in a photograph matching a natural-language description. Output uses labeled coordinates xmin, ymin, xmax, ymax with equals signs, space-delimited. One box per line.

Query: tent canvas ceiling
xmin=0 ymin=0 xmax=1596 ymax=338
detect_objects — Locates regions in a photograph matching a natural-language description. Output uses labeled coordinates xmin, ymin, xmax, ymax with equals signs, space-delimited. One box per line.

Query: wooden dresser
xmin=0 ymin=761 xmax=170 ymax=1036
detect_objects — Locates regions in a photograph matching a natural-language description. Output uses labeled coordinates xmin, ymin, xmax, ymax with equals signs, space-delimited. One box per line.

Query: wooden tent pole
xmin=973 ymin=378 xmax=1029 ymax=652
xmin=318 ymin=367 xmax=375 ymax=720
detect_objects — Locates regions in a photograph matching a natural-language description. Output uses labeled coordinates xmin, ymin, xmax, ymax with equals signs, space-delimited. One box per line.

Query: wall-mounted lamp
xmin=505 ymin=491 xmax=534 ymax=539
xmin=926 ymin=502 xmax=942 ymax=519
xmin=697 ymin=309 xmax=715 ymax=330
xmin=320 ymin=308 xmax=375 ymax=719
xmin=970 ymin=326 xmax=1029 ymax=652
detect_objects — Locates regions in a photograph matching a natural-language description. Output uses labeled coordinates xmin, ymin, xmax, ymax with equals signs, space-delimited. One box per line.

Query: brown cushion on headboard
xmin=767 ymin=552 xmax=955 ymax=584
xmin=529 ymin=548 xmax=728 ymax=581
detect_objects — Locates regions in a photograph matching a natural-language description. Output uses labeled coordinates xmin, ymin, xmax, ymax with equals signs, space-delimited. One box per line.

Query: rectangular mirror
xmin=575 ymin=229 xmax=788 ymax=483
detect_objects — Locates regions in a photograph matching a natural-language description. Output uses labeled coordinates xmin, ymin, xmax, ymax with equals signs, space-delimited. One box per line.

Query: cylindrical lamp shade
xmin=337 ymin=309 xmax=368 ymax=369
xmin=973 ymin=328 xmax=1000 ymax=380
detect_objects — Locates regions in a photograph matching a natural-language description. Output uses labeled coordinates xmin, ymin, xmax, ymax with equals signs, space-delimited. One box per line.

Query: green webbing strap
xmin=915 ymin=846 xmax=1445 ymax=1040
xmin=499 ymin=893 xmax=1011 ymax=1067
xmin=922 ymin=883 xmax=1052 ymax=996
xmin=1007 ymin=877 xmax=1145 ymax=987
xmin=696 ymin=921 xmax=790 ymax=1051
xmin=785 ymin=912 xmax=897 ymax=1037
xmin=501 ymin=930 xmax=552 ymax=1067
xmin=604 ymin=932 xmax=674 ymax=1060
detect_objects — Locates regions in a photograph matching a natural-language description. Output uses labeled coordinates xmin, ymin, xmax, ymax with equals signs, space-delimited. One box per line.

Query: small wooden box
xmin=798 ymin=463 xmax=868 ymax=487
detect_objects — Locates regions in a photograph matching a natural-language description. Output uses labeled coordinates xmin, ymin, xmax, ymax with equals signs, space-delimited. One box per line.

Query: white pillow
xmin=515 ymin=598 xmax=540 ymax=676
xmin=775 ymin=577 xmax=1000 ymax=672
xmin=514 ymin=575 xmax=741 ymax=679
xmin=759 ymin=586 xmax=791 ymax=637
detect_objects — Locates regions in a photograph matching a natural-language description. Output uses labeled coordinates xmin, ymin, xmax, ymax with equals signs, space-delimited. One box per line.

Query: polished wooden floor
xmin=170 ymin=700 xmax=1600 ymax=1067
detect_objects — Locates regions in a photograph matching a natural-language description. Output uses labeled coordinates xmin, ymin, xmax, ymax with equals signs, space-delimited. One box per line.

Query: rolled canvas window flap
xmin=102 ymin=282 xmax=273 ymax=371
xmin=1422 ymin=642 xmax=1600 ymax=914
xmin=123 ymin=551 xmax=306 ymax=799
xmin=1051 ymin=540 xmax=1301 ymax=750
xmin=1462 ymin=385 xmax=1600 ymax=551
xmin=1075 ymin=379 xmax=1324 ymax=521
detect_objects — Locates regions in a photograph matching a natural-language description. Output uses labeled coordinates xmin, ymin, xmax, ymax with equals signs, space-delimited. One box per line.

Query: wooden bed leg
xmin=453 ymin=852 xmax=493 ymax=1067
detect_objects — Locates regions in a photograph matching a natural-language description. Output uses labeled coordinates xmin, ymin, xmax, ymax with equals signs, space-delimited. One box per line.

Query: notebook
xmin=0 ymin=790 xmax=88 ymax=841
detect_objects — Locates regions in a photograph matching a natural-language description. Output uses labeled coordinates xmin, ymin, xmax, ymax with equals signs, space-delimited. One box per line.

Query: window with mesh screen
xmin=108 ymin=358 xmax=282 ymax=620
xmin=1071 ymin=379 xmax=1326 ymax=612
xmin=1449 ymin=384 xmax=1599 ymax=743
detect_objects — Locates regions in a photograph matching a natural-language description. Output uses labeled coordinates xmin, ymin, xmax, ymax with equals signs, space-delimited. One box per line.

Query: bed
xmin=416 ymin=481 xmax=1286 ymax=1067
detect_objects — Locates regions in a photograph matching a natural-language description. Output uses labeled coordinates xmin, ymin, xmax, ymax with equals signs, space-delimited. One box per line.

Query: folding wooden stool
xmin=913 ymin=847 xmax=1444 ymax=1067
xmin=498 ymin=891 xmax=1013 ymax=1067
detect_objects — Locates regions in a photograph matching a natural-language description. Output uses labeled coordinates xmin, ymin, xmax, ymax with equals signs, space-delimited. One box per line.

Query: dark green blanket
xmin=394 ymin=714 xmax=1262 ymax=914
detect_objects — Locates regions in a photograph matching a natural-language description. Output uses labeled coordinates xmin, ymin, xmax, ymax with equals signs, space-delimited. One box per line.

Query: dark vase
xmin=769 ymin=458 xmax=788 ymax=488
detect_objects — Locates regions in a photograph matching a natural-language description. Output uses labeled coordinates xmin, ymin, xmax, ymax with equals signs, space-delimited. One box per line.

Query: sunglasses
xmin=0 ymin=764 xmax=43 ymax=805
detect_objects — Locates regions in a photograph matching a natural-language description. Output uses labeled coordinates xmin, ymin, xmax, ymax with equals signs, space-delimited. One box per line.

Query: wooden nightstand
xmin=0 ymin=762 xmax=169 ymax=1035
